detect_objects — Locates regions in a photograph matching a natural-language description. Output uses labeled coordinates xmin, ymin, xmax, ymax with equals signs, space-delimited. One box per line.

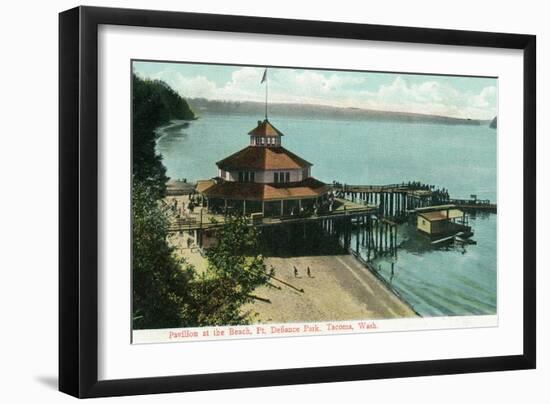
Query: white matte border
xmin=98 ymin=25 xmax=523 ymax=381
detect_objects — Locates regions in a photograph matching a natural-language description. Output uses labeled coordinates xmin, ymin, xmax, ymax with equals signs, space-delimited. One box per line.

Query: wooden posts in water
xmin=346 ymin=190 xmax=410 ymax=220
xmin=339 ymin=183 xmax=440 ymax=220
xmin=332 ymin=213 xmax=399 ymax=261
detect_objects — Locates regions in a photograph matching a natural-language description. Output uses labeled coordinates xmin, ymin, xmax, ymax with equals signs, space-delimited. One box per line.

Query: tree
xmin=132 ymin=180 xmax=195 ymax=329
xmin=188 ymin=215 xmax=271 ymax=326
xmin=131 ymin=74 xmax=270 ymax=329
xmin=132 ymin=73 xmax=196 ymax=199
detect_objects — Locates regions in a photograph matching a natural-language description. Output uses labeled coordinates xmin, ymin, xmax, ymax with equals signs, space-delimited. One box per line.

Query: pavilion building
xmin=197 ymin=119 xmax=331 ymax=217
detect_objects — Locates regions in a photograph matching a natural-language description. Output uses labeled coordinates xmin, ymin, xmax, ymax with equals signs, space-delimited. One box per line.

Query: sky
xmin=133 ymin=61 xmax=497 ymax=120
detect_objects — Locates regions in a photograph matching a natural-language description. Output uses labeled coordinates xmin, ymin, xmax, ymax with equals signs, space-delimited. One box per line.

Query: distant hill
xmin=187 ymin=98 xmax=489 ymax=126
xmin=490 ymin=116 xmax=497 ymax=129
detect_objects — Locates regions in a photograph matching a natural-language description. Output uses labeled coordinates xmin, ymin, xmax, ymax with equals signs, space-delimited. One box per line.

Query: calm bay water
xmin=351 ymin=213 xmax=497 ymax=316
xmin=156 ymin=113 xmax=497 ymax=316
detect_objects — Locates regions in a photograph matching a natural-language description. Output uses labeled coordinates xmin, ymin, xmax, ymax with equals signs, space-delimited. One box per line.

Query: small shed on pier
xmin=416 ymin=207 xmax=467 ymax=236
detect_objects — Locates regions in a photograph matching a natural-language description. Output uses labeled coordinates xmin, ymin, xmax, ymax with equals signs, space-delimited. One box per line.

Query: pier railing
xmin=333 ymin=181 xmax=496 ymax=215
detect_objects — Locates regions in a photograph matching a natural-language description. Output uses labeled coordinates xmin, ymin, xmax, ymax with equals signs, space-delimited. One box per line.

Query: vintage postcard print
xmin=131 ymin=61 xmax=497 ymax=344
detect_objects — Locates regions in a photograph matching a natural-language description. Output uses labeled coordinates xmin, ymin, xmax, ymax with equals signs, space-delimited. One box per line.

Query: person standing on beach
xmin=307 ymin=266 xmax=311 ymax=278
xmin=294 ymin=266 xmax=298 ymax=277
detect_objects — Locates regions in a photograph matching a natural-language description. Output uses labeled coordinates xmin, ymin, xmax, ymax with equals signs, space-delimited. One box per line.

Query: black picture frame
xmin=59 ymin=5 xmax=536 ymax=398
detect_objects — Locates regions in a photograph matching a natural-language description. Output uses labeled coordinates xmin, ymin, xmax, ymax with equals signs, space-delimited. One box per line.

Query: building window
xmin=274 ymin=172 xmax=289 ymax=183
xmin=239 ymin=171 xmax=255 ymax=183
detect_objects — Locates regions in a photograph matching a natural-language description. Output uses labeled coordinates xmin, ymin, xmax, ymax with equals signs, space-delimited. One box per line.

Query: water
xmin=156 ymin=113 xmax=497 ymax=316
xmin=351 ymin=213 xmax=497 ymax=316
xmin=158 ymin=113 xmax=497 ymax=201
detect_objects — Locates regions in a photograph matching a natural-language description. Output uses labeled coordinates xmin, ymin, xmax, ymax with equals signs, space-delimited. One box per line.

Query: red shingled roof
xmin=216 ymin=146 xmax=312 ymax=170
xmin=202 ymin=177 xmax=329 ymax=201
xmin=248 ymin=119 xmax=285 ymax=137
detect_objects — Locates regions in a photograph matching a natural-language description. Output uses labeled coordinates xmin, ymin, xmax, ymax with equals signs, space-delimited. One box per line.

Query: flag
xmin=261 ymin=68 xmax=267 ymax=84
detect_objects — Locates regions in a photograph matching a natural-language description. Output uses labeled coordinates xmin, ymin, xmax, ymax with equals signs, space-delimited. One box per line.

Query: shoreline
xmin=241 ymin=254 xmax=417 ymax=324
xmin=349 ymin=249 xmax=421 ymax=317
xmin=155 ymin=119 xmax=196 ymax=142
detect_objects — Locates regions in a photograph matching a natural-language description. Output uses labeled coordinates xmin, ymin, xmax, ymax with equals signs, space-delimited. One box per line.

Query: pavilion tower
xmin=197 ymin=118 xmax=329 ymax=217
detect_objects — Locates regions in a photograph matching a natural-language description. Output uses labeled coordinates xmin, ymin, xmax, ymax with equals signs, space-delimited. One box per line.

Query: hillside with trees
xmin=132 ymin=74 xmax=196 ymax=199
xmin=132 ymin=74 xmax=267 ymax=330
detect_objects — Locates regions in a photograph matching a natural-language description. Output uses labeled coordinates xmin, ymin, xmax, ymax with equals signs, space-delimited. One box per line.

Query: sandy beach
xmin=242 ymin=254 xmax=416 ymax=323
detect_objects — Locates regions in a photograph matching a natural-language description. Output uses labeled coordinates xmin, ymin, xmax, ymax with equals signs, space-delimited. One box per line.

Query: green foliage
xmin=133 ymin=203 xmax=270 ymax=328
xmin=132 ymin=74 xmax=269 ymax=329
xmin=132 ymin=73 xmax=196 ymax=199
xmin=132 ymin=180 xmax=196 ymax=329
xmin=189 ymin=215 xmax=270 ymax=326
xmin=153 ymin=79 xmax=196 ymax=122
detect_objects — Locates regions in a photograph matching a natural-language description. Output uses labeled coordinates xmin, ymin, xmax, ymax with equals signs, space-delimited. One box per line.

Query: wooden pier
xmin=447 ymin=198 xmax=497 ymax=212
xmin=167 ymin=181 xmax=495 ymax=255
xmin=334 ymin=183 xmax=434 ymax=219
xmin=333 ymin=182 xmax=496 ymax=216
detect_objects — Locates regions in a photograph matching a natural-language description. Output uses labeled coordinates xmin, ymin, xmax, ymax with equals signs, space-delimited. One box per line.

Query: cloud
xmin=142 ymin=67 xmax=496 ymax=120
xmin=470 ymin=86 xmax=497 ymax=109
xmin=171 ymin=75 xmax=217 ymax=99
xmin=359 ymin=77 xmax=496 ymax=119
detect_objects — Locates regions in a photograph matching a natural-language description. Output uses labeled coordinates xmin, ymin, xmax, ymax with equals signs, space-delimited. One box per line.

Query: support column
xmin=356 ymin=220 xmax=360 ymax=253
xmin=384 ymin=222 xmax=388 ymax=253
xmin=361 ymin=216 xmax=365 ymax=246
xmin=390 ymin=225 xmax=394 ymax=254
xmin=366 ymin=215 xmax=371 ymax=261
xmin=394 ymin=225 xmax=398 ymax=257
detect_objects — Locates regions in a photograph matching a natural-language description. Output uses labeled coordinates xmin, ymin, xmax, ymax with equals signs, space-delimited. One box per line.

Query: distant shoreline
xmin=188 ymin=98 xmax=493 ymax=127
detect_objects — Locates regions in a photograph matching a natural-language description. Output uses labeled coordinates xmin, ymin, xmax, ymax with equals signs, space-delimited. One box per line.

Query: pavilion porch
xmin=205 ymin=195 xmax=334 ymax=218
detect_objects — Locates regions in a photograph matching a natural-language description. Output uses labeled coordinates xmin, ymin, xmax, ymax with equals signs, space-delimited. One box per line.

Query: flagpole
xmin=265 ymin=69 xmax=268 ymax=120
